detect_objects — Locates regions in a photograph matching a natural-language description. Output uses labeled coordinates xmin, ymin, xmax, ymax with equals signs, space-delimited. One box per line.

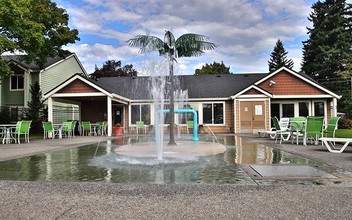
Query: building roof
xmin=2 ymin=54 xmax=70 ymax=71
xmin=91 ymin=73 xmax=268 ymax=100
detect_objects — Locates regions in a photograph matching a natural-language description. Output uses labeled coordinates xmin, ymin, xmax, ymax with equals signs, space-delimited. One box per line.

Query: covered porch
xmin=44 ymin=74 xmax=130 ymax=137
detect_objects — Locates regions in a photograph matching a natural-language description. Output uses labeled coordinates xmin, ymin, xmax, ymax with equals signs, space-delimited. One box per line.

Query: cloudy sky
xmin=54 ymin=0 xmax=321 ymax=75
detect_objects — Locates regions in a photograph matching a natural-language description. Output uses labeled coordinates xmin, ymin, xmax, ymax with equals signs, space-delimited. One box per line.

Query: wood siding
xmin=41 ymin=55 xmax=85 ymax=94
xmin=258 ymin=70 xmax=325 ymax=95
xmin=57 ymin=79 xmax=99 ymax=93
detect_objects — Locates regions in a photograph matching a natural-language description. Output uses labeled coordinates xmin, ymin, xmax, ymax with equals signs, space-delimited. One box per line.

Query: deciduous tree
xmin=0 ymin=0 xmax=79 ymax=77
xmin=195 ymin=61 xmax=231 ymax=75
xmin=90 ymin=60 xmax=138 ymax=79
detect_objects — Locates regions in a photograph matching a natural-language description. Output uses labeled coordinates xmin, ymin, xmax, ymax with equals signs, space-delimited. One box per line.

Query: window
xmin=314 ymin=102 xmax=325 ymax=116
xmin=202 ymin=103 xmax=224 ymax=125
xmin=177 ymin=103 xmax=199 ymax=124
xmin=10 ymin=75 xmax=24 ymax=90
xmin=131 ymin=104 xmax=150 ymax=124
xmin=282 ymin=104 xmax=294 ymax=117
xmin=299 ymin=102 xmax=309 ymax=117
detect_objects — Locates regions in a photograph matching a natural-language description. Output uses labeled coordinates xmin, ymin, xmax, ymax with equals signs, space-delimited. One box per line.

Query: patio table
xmin=0 ymin=124 xmax=17 ymax=144
xmin=53 ymin=124 xmax=64 ymax=139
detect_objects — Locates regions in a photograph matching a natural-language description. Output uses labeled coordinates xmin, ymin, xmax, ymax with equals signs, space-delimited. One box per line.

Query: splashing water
xmin=138 ymin=59 xmax=189 ymax=160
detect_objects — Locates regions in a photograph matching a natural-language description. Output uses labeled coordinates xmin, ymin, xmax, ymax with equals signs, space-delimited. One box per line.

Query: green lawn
xmin=335 ymin=129 xmax=352 ymax=138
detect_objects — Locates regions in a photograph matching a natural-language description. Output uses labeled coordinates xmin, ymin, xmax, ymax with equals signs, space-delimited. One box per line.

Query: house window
xmin=299 ymin=102 xmax=309 ymax=117
xmin=314 ymin=102 xmax=325 ymax=116
xmin=177 ymin=103 xmax=199 ymax=124
xmin=202 ymin=103 xmax=224 ymax=125
xmin=282 ymin=104 xmax=294 ymax=117
xmin=10 ymin=75 xmax=24 ymax=90
xmin=131 ymin=104 xmax=150 ymax=124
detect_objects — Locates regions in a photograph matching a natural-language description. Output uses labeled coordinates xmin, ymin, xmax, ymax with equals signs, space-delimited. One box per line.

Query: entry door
xmin=240 ymin=101 xmax=265 ymax=133
xmin=114 ymin=106 xmax=123 ymax=125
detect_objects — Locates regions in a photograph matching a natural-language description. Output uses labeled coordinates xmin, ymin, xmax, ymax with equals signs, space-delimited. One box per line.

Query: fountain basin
xmin=114 ymin=141 xmax=226 ymax=158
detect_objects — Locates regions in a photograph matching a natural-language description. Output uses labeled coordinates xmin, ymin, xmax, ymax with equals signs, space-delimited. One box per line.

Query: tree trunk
xmin=168 ymin=54 xmax=176 ymax=145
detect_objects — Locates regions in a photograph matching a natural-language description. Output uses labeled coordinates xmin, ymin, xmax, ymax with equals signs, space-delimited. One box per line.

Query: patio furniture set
xmin=260 ymin=116 xmax=348 ymax=153
xmin=0 ymin=120 xmax=32 ymax=144
xmin=43 ymin=121 xmax=108 ymax=139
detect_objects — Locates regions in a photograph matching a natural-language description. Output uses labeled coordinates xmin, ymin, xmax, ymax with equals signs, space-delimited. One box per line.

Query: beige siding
xmin=41 ymin=56 xmax=85 ymax=94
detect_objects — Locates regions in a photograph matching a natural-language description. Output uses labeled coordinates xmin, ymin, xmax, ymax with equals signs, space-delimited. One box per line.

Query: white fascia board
xmin=51 ymin=92 xmax=106 ymax=97
xmin=71 ymin=53 xmax=88 ymax=76
xmin=44 ymin=74 xmax=111 ymax=99
xmin=129 ymin=97 xmax=231 ymax=103
xmin=187 ymin=97 xmax=230 ymax=101
xmin=254 ymin=67 xmax=341 ymax=99
xmin=42 ymin=54 xmax=75 ymax=71
xmin=236 ymin=94 xmax=270 ymax=98
xmin=6 ymin=60 xmax=30 ymax=72
xmin=231 ymin=85 xmax=272 ymax=99
xmin=111 ymin=93 xmax=131 ymax=103
xmin=272 ymin=95 xmax=335 ymax=99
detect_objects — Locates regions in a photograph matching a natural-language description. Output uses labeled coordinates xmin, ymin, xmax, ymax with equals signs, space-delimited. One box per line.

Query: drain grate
xmin=250 ymin=165 xmax=337 ymax=179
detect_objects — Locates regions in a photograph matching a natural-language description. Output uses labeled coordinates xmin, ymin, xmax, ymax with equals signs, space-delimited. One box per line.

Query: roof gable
xmin=44 ymin=74 xmax=111 ymax=99
xmin=254 ymin=67 xmax=341 ymax=99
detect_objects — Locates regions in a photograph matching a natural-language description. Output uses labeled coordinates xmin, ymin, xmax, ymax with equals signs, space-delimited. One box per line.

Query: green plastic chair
xmin=81 ymin=121 xmax=92 ymax=136
xmin=272 ymin=117 xmax=291 ymax=144
xmin=95 ymin=121 xmax=104 ymax=136
xmin=323 ymin=116 xmax=340 ymax=138
xmin=13 ymin=120 xmax=32 ymax=144
xmin=304 ymin=116 xmax=324 ymax=146
xmin=42 ymin=121 xmax=57 ymax=139
xmin=186 ymin=120 xmax=193 ymax=134
xmin=62 ymin=121 xmax=75 ymax=138
xmin=290 ymin=117 xmax=307 ymax=144
xmin=136 ymin=121 xmax=147 ymax=135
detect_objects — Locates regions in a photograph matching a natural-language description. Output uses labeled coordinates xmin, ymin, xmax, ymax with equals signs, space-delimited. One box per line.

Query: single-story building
xmin=43 ymin=67 xmax=341 ymax=136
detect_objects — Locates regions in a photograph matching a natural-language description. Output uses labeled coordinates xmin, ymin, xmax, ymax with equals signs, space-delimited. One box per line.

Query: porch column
xmin=48 ymin=97 xmax=53 ymax=122
xmin=107 ymin=96 xmax=112 ymax=136
xmin=332 ymin=98 xmax=337 ymax=117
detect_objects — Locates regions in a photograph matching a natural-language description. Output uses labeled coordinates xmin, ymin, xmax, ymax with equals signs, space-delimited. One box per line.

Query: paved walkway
xmin=0 ymin=134 xmax=352 ymax=219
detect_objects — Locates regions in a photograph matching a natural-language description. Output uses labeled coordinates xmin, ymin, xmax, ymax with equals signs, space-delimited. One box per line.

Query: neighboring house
xmin=0 ymin=53 xmax=87 ymax=120
xmin=43 ymin=67 xmax=341 ymax=136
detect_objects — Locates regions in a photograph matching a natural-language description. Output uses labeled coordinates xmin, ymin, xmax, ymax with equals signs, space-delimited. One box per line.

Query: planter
xmin=112 ymin=127 xmax=124 ymax=136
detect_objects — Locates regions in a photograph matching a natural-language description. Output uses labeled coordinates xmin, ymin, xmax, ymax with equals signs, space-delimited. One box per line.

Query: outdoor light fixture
xmin=269 ymin=80 xmax=276 ymax=87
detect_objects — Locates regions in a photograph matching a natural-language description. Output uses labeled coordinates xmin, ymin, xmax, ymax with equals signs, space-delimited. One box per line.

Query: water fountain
xmin=113 ymin=58 xmax=226 ymax=163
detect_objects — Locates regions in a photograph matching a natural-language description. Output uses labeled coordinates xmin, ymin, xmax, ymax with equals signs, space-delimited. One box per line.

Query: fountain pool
xmin=0 ymin=135 xmax=348 ymax=185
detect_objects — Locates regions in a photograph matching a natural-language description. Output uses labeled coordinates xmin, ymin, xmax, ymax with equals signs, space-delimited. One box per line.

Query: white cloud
xmin=56 ymin=0 xmax=316 ymax=74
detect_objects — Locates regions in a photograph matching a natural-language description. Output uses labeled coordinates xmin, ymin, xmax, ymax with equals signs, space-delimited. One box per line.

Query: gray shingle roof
xmin=2 ymin=54 xmax=69 ymax=71
xmin=92 ymin=73 xmax=268 ymax=100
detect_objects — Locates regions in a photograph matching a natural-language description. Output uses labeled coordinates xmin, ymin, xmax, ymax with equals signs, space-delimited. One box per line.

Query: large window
xmin=131 ymin=104 xmax=150 ymax=124
xmin=314 ymin=102 xmax=325 ymax=116
xmin=299 ymin=102 xmax=309 ymax=117
xmin=202 ymin=103 xmax=224 ymax=125
xmin=177 ymin=103 xmax=199 ymax=124
xmin=282 ymin=104 xmax=294 ymax=117
xmin=10 ymin=75 xmax=24 ymax=90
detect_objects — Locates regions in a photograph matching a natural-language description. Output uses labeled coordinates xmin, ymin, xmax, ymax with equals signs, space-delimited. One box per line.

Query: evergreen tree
xmin=301 ymin=0 xmax=352 ymax=80
xmin=268 ymin=39 xmax=294 ymax=72
xmin=26 ymin=82 xmax=46 ymax=133
xmin=195 ymin=61 xmax=231 ymax=75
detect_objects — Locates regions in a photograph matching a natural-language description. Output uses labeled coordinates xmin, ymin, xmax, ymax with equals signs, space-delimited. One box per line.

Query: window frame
xmin=10 ymin=74 xmax=24 ymax=91
xmin=201 ymin=102 xmax=225 ymax=126
xmin=130 ymin=104 xmax=151 ymax=125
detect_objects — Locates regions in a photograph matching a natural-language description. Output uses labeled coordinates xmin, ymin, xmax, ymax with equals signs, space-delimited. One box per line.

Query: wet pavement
xmin=0 ymin=134 xmax=352 ymax=219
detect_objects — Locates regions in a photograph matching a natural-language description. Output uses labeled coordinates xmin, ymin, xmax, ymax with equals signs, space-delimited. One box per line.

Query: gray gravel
xmin=0 ymin=135 xmax=352 ymax=219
